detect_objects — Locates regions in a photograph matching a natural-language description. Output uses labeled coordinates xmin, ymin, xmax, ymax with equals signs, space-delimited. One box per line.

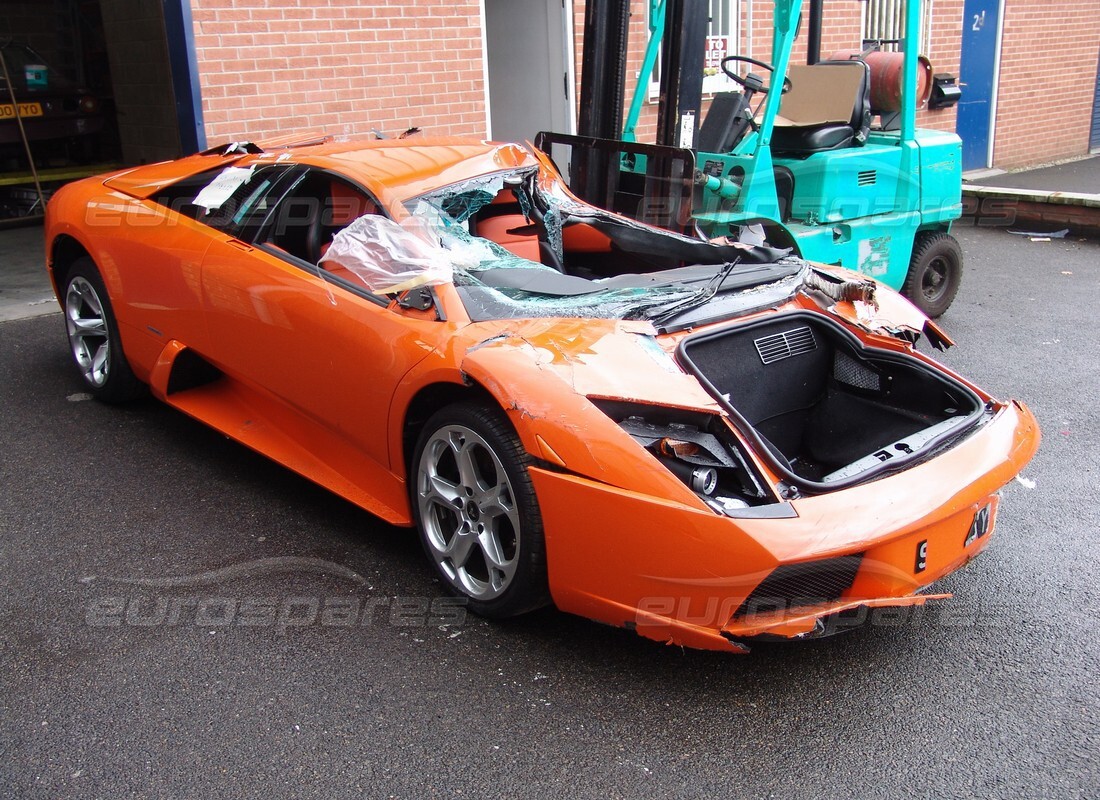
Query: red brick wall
xmin=186 ymin=0 xmax=1098 ymax=167
xmin=992 ymin=1 xmax=1100 ymax=168
xmin=190 ymin=0 xmax=488 ymax=143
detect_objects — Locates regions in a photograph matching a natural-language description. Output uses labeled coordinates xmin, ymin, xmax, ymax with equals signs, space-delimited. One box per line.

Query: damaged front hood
xmin=451 ymin=267 xmax=950 ymax=419
xmin=459 ymin=317 xmax=718 ymax=412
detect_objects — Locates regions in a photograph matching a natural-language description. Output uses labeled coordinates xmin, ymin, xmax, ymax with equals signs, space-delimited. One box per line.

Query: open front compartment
xmin=678 ymin=313 xmax=984 ymax=489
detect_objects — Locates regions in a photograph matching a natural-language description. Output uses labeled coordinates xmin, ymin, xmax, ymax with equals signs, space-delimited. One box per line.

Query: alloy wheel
xmin=416 ymin=423 xmax=521 ymax=600
xmin=65 ymin=276 xmax=111 ymax=388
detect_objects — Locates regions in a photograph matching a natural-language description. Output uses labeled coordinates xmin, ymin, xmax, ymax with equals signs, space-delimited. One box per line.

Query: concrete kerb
xmin=961 ymin=185 xmax=1100 ymax=238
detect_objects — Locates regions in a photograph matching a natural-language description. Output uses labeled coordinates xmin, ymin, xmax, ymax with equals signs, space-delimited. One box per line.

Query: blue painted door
xmin=957 ymin=0 xmax=1001 ymax=170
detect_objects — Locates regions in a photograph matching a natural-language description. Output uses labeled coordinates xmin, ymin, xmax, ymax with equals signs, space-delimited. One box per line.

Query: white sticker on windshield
xmin=192 ymin=166 xmax=255 ymax=211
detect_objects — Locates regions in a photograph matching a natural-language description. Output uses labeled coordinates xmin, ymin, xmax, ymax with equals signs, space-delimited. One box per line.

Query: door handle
xmin=227 ymin=239 xmax=253 ymax=252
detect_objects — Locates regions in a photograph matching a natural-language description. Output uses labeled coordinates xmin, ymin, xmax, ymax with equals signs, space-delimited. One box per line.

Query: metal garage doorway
xmin=484 ymin=0 xmax=576 ymax=143
xmin=0 ymin=0 xmax=202 ymax=222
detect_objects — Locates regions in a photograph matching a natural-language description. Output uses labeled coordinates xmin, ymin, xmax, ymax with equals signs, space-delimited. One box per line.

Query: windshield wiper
xmin=644 ymin=257 xmax=743 ymax=326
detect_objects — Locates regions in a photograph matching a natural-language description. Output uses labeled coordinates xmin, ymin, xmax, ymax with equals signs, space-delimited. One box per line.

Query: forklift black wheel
xmin=903 ymin=232 xmax=962 ymax=318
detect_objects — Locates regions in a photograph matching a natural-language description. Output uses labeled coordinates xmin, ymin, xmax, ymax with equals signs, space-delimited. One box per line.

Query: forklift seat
xmin=770 ymin=61 xmax=871 ymax=154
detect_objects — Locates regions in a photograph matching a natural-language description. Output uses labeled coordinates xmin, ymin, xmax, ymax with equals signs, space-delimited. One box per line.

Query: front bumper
xmin=530 ymin=400 xmax=1039 ymax=652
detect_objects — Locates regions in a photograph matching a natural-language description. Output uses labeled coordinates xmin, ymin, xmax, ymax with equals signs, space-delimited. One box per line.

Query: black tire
xmin=410 ymin=403 xmax=550 ymax=619
xmin=903 ymin=232 xmax=963 ymax=318
xmin=62 ymin=258 xmax=144 ymax=403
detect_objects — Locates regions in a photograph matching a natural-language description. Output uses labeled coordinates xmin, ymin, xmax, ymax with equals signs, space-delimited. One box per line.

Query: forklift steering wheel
xmin=720 ymin=55 xmax=792 ymax=94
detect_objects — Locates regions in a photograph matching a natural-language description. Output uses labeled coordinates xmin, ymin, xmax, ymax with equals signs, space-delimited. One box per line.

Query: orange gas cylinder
xmin=829 ymin=50 xmax=933 ymax=112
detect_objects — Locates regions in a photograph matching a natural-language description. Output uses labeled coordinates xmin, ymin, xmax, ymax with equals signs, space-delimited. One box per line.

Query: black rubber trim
xmin=253 ymin=242 xmax=390 ymax=308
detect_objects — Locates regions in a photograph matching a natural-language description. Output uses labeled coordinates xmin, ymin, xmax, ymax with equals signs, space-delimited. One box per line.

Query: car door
xmin=99 ymin=166 xmax=237 ymax=359
xmin=198 ymin=167 xmax=446 ymax=472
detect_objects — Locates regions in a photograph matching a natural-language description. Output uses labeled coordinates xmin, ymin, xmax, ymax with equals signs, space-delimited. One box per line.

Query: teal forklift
xmin=538 ymin=0 xmax=964 ymax=316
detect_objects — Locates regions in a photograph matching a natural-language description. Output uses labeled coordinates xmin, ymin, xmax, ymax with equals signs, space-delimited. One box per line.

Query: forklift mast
xmin=654 ymin=0 xmax=708 ymax=149
xmin=584 ymin=0 xmax=921 ymax=146
xmin=565 ymin=0 xmax=965 ymax=319
xmin=576 ymin=0 xmax=631 ymax=141
xmin=578 ymin=0 xmax=709 ymax=149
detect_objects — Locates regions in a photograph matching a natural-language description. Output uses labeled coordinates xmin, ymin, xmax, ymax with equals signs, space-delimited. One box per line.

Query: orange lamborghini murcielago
xmin=44 ymin=134 xmax=1039 ymax=652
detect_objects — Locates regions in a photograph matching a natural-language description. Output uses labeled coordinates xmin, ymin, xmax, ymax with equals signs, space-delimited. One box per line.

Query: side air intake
xmin=733 ymin=554 xmax=865 ymax=617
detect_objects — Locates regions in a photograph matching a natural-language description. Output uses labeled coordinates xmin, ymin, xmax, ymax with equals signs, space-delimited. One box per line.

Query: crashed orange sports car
xmin=43 ymin=134 xmax=1039 ymax=652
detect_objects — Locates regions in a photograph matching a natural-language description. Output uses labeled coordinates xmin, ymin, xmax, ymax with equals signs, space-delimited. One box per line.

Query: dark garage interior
xmin=0 ymin=0 xmax=196 ymax=220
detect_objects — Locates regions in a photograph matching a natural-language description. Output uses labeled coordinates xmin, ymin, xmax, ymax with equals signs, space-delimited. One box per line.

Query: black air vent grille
xmin=754 ymin=326 xmax=817 ymax=365
xmin=833 ymin=350 xmax=882 ymax=391
xmin=734 ymin=554 xmax=864 ymax=617
xmin=857 ymin=169 xmax=877 ymax=186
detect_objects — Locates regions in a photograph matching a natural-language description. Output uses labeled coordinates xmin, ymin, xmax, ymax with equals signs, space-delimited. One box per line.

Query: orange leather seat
xmin=477 ymin=214 xmax=541 ymax=261
xmin=329 ymin=180 xmax=377 ymax=226
xmin=562 ymin=223 xmax=612 ymax=252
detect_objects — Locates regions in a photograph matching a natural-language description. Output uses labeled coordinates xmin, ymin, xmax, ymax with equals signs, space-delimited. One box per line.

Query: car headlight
xmin=591 ymin=400 xmax=774 ymax=513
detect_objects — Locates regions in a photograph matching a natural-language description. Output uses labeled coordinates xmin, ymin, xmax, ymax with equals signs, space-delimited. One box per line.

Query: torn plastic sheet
xmin=320 ymin=214 xmax=457 ymax=294
xmin=192 ymin=166 xmax=256 ymax=211
xmin=321 ymin=199 xmax=541 ymax=294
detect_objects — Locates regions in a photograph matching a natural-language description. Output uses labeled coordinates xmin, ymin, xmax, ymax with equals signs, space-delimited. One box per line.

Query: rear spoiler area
xmin=103 ymin=132 xmax=332 ymax=200
xmin=197 ymin=131 xmax=333 ymax=157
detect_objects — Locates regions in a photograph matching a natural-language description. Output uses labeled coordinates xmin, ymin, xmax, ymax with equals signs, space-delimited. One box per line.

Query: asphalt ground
xmin=1 ymin=225 xmax=1098 ymax=799
xmin=0 ymin=225 xmax=55 ymax=323
xmin=966 ymin=154 xmax=1100 ymax=195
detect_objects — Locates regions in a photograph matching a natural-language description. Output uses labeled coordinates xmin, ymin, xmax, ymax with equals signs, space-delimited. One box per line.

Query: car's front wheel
xmin=411 ymin=403 xmax=550 ymax=618
xmin=63 ymin=258 xmax=144 ymax=403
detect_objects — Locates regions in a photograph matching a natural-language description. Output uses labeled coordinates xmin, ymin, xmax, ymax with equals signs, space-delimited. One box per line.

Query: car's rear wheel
xmin=63 ymin=258 xmax=143 ymax=402
xmin=411 ymin=403 xmax=550 ymax=618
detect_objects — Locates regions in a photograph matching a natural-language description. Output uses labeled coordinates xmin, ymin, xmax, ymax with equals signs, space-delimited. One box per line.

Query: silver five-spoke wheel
xmin=412 ymin=404 xmax=549 ymax=618
xmin=61 ymin=258 xmax=143 ymax=402
xmin=418 ymin=423 xmax=520 ymax=599
xmin=65 ymin=275 xmax=111 ymax=388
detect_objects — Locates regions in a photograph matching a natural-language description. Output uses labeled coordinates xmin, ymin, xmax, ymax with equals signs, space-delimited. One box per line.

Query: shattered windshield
xmin=337 ymin=165 xmax=805 ymax=323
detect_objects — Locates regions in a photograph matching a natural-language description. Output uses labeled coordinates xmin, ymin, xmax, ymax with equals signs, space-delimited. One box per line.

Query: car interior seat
xmin=471 ymin=189 xmax=542 ymax=262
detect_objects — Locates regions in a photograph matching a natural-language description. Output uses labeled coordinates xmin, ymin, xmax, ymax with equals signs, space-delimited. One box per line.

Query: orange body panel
xmin=43 ymin=135 xmax=1040 ymax=652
